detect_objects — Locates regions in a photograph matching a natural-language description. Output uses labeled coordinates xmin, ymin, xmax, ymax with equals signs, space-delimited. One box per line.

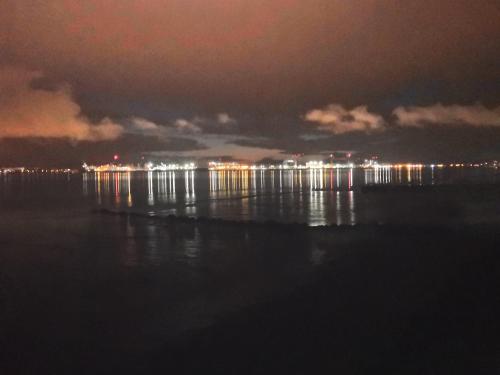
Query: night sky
xmin=1 ymin=0 xmax=499 ymax=166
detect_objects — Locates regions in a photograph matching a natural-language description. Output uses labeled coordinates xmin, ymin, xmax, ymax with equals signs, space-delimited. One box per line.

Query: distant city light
xmin=149 ymin=162 xmax=196 ymax=171
xmin=0 ymin=167 xmax=76 ymax=174
xmin=4 ymin=159 xmax=497 ymax=176
xmin=204 ymin=159 xmax=498 ymax=171
xmin=82 ymin=162 xmax=197 ymax=172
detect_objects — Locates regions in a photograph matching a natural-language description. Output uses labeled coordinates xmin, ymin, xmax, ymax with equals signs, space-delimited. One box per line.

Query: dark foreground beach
xmin=1 ymin=209 xmax=499 ymax=374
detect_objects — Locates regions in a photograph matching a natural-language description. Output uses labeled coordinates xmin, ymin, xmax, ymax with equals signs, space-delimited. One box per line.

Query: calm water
xmin=2 ymin=167 xmax=499 ymax=373
xmin=1 ymin=167 xmax=499 ymax=225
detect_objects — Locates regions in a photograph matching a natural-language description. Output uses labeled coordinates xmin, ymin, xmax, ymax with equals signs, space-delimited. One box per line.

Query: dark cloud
xmin=231 ymin=125 xmax=500 ymax=163
xmin=0 ymin=0 xmax=499 ymax=164
xmin=393 ymin=103 xmax=500 ymax=128
xmin=0 ymin=134 xmax=205 ymax=167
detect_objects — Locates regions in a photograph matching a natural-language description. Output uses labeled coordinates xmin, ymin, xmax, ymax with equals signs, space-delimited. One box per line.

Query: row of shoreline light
xmin=1 ymin=160 xmax=497 ymax=174
xmin=82 ymin=162 xmax=197 ymax=172
xmin=82 ymin=160 xmax=497 ymax=172
xmin=0 ymin=167 xmax=75 ymax=174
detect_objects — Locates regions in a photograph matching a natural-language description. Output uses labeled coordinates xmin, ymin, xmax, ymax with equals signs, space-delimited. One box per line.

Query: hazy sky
xmin=1 ymin=0 xmax=499 ymax=166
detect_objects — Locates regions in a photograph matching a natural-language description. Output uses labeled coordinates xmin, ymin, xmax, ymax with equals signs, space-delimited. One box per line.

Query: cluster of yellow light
xmin=208 ymin=160 xmax=360 ymax=171
xmin=83 ymin=162 xmax=197 ymax=172
xmin=208 ymin=162 xmax=251 ymax=171
xmin=83 ymin=163 xmax=136 ymax=172
xmin=147 ymin=162 xmax=196 ymax=171
xmin=0 ymin=168 xmax=75 ymax=174
xmin=391 ymin=163 xmax=425 ymax=169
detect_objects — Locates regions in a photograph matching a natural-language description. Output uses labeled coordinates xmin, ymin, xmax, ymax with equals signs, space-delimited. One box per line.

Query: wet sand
xmin=1 ymin=210 xmax=500 ymax=374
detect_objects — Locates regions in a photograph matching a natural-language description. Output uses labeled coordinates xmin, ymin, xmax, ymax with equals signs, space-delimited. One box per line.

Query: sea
xmin=1 ymin=166 xmax=499 ymax=373
xmin=1 ymin=166 xmax=499 ymax=225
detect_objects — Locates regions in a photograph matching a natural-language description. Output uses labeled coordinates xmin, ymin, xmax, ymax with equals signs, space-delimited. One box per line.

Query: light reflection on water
xmin=77 ymin=167 xmax=500 ymax=226
xmin=2 ymin=166 xmax=499 ymax=366
xmin=0 ymin=167 xmax=497 ymax=226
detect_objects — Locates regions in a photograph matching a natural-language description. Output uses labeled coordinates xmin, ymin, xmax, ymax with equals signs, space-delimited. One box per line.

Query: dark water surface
xmin=2 ymin=167 xmax=499 ymax=225
xmin=1 ymin=168 xmax=499 ymax=374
